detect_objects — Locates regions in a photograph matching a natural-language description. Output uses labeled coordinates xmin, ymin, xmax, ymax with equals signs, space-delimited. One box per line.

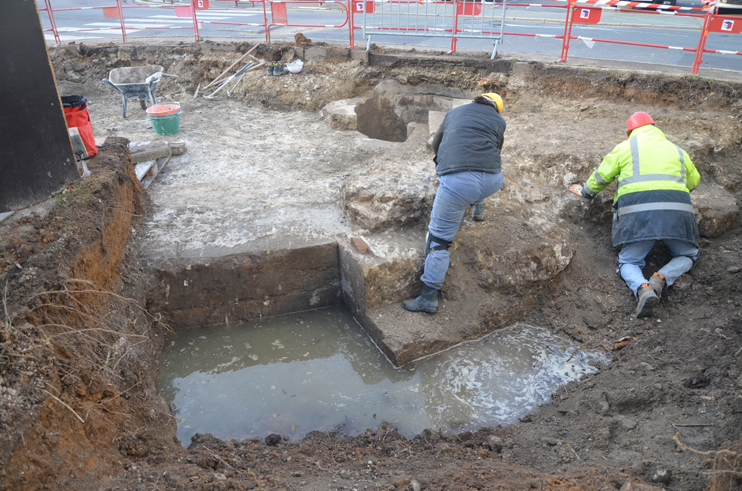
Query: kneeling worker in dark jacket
xmin=570 ymin=112 xmax=701 ymax=318
xmin=403 ymin=93 xmax=506 ymax=313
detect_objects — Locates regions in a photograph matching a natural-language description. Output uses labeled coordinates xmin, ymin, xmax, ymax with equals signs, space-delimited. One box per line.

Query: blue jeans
xmin=618 ymin=239 xmax=698 ymax=296
xmin=421 ymin=171 xmax=504 ymax=289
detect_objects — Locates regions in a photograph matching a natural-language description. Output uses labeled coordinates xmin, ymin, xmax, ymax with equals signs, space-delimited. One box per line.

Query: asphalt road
xmin=39 ymin=0 xmax=742 ymax=72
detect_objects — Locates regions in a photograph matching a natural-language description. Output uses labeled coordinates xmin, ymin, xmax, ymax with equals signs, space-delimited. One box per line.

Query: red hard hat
xmin=626 ymin=112 xmax=655 ymax=137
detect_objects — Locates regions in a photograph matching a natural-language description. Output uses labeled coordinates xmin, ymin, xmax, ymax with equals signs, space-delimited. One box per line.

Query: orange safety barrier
xmin=40 ymin=0 xmax=127 ymax=43
xmin=556 ymin=0 xmax=742 ymax=75
xmin=40 ymin=0 xmax=200 ymax=45
xmin=693 ymin=11 xmax=742 ymax=74
xmin=190 ymin=0 xmax=270 ymax=44
xmin=264 ymin=1 xmax=350 ymax=43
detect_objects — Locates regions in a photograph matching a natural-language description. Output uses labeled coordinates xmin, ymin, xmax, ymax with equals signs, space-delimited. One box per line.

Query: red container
xmin=146 ymin=104 xmax=181 ymax=117
xmin=61 ymin=95 xmax=98 ymax=158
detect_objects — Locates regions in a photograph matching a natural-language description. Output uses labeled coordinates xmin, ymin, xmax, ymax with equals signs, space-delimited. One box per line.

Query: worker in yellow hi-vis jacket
xmin=570 ymin=112 xmax=701 ymax=318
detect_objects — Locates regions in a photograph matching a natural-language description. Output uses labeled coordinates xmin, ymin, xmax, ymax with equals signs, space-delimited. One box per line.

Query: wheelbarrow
xmin=101 ymin=65 xmax=177 ymax=118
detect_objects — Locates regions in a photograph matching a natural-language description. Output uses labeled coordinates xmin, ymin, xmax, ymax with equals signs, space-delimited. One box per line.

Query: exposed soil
xmin=1 ymin=40 xmax=741 ymax=491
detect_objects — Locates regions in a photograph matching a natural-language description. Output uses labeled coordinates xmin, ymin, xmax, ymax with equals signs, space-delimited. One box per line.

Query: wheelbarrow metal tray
xmin=108 ymin=65 xmax=164 ymax=85
xmin=103 ymin=65 xmax=164 ymax=118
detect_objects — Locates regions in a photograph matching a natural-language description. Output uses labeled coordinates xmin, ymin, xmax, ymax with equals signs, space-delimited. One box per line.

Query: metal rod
xmin=116 ymin=0 xmax=128 ymax=43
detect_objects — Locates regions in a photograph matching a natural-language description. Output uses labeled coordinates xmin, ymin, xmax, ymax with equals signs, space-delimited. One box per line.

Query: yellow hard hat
xmin=481 ymin=93 xmax=503 ymax=113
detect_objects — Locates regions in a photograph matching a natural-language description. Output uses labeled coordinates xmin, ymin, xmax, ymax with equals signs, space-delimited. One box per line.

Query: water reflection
xmin=156 ymin=306 xmax=607 ymax=446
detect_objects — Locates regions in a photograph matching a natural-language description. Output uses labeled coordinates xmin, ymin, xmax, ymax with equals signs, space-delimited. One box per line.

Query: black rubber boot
xmin=402 ymin=285 xmax=439 ymax=313
xmin=471 ymin=203 xmax=485 ymax=221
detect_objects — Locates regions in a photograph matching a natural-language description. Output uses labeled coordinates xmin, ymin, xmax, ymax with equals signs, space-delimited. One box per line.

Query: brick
xmin=350 ymin=237 xmax=369 ymax=254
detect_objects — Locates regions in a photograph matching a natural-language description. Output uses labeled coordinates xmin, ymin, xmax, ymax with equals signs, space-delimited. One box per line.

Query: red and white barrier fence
xmin=264 ymin=0 xmax=350 ymax=43
xmin=558 ymin=1 xmax=740 ymax=74
xmin=39 ymin=0 xmax=741 ymax=76
xmin=191 ymin=0 xmax=271 ymax=43
xmin=40 ymin=0 xmax=200 ymax=44
xmin=559 ymin=0 xmax=709 ymax=12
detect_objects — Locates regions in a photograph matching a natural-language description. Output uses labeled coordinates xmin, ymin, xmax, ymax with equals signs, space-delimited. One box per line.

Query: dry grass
xmin=29 ymin=278 xmax=168 ymax=382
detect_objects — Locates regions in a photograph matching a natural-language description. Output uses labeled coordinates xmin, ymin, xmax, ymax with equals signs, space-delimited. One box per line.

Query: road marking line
xmin=46 ymin=32 xmax=140 ymax=41
xmin=147 ymin=15 xmax=231 ymax=20
xmin=197 ymin=10 xmax=261 ymax=16
xmin=85 ymin=22 xmax=182 ymax=28
xmin=54 ymin=26 xmax=130 ymax=33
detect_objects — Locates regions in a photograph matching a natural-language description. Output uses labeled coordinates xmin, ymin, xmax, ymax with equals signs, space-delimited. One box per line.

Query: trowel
xmin=68 ymin=127 xmax=91 ymax=178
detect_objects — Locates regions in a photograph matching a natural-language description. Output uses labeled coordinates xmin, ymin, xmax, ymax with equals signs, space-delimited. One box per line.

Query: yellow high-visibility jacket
xmin=583 ymin=125 xmax=701 ymax=247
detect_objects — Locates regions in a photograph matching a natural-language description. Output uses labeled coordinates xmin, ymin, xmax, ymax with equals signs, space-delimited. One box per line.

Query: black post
xmin=0 ymin=0 xmax=79 ymax=212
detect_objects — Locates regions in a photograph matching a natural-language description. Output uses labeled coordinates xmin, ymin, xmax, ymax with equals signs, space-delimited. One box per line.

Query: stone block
xmin=428 ymin=110 xmax=446 ymax=142
xmin=693 ymin=183 xmax=739 ymax=238
xmin=350 ymin=49 xmax=369 ymax=64
xmin=169 ymin=141 xmax=187 ymax=156
xmin=341 ymin=171 xmax=437 ymax=232
xmin=452 ymin=98 xmax=472 ymax=108
xmin=319 ymin=98 xmax=365 ymax=131
xmin=326 ymin=47 xmax=352 ymax=62
xmin=339 ymin=198 xmax=576 ymax=366
xmin=304 ymin=47 xmax=327 ymax=60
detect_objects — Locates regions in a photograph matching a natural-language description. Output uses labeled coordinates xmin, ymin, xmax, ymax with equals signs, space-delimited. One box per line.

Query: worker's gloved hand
xmin=568 ymin=184 xmax=585 ymax=197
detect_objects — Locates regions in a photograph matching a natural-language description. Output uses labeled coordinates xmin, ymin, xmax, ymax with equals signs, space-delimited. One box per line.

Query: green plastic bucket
xmin=147 ymin=109 xmax=181 ymax=136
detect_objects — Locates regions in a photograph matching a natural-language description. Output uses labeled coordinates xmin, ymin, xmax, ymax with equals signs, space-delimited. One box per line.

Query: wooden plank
xmin=135 ymin=161 xmax=156 ymax=182
xmin=142 ymin=156 xmax=170 ymax=189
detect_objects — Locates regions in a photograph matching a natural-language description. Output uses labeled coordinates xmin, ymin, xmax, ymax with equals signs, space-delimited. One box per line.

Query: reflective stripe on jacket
xmin=584 ymin=125 xmax=701 ymax=247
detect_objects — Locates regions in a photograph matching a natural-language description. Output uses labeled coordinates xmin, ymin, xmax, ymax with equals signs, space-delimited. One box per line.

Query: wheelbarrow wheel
xmin=140 ymin=99 xmax=148 ymax=110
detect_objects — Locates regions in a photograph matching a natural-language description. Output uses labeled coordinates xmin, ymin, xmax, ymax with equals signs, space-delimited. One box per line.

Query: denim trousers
xmin=421 ymin=171 xmax=504 ymax=289
xmin=618 ymin=239 xmax=698 ymax=296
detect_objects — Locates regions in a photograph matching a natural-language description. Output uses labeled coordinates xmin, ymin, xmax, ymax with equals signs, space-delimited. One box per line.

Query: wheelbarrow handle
xmin=101 ymin=78 xmax=124 ymax=94
xmin=145 ymin=72 xmax=180 ymax=84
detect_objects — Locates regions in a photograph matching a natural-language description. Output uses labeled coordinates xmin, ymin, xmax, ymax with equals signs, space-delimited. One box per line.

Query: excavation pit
xmin=157 ymin=306 xmax=606 ymax=445
xmin=1 ymin=41 xmax=741 ymax=491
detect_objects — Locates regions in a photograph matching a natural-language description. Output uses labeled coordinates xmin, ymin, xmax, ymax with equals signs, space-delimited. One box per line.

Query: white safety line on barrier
xmin=557 ymin=0 xmax=709 ymax=11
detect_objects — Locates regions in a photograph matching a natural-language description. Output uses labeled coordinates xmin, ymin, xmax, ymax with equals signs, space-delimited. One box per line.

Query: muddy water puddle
xmin=157 ymin=306 xmax=607 ymax=445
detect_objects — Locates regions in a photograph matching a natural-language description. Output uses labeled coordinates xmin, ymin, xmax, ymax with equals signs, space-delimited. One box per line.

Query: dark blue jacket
xmin=612 ymin=190 xmax=699 ymax=248
xmin=433 ymin=102 xmax=506 ymax=176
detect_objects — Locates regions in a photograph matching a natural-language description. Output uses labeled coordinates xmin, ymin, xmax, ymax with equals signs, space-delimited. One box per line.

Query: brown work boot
xmin=649 ymin=272 xmax=666 ymax=300
xmin=636 ymin=283 xmax=659 ymax=318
